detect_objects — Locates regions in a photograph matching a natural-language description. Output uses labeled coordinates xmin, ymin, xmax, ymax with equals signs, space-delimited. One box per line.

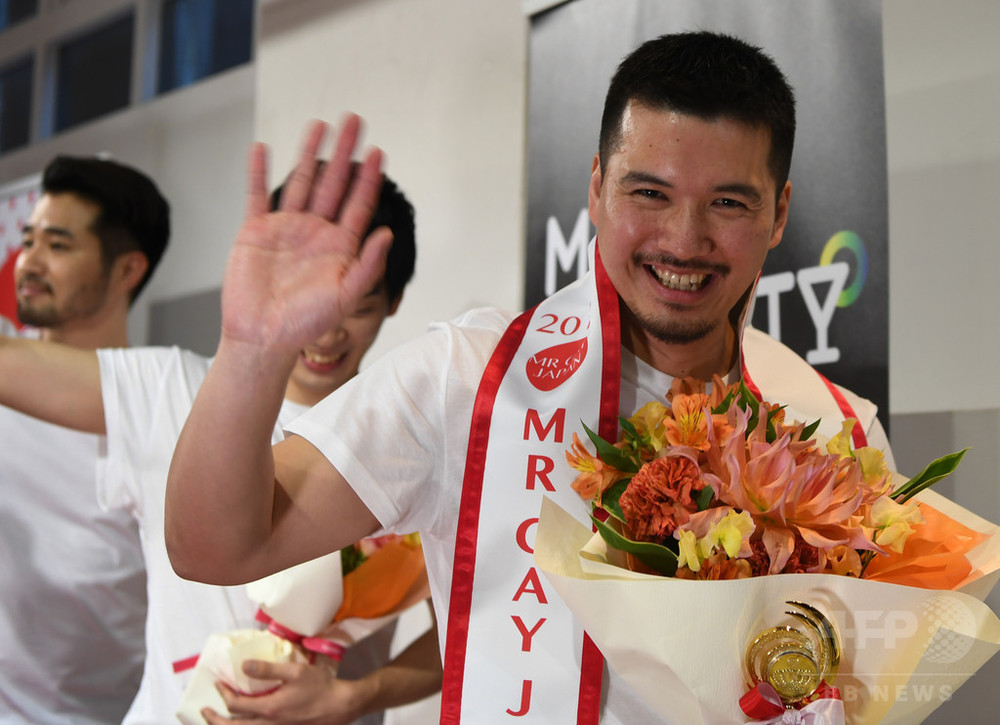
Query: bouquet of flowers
xmin=533 ymin=376 xmax=1000 ymax=724
xmin=177 ymin=533 xmax=429 ymax=724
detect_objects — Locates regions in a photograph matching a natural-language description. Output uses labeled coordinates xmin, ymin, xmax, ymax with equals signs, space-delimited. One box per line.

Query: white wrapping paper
xmin=175 ymin=629 xmax=310 ymax=725
xmin=534 ymin=495 xmax=1000 ymax=725
xmin=176 ymin=541 xmax=430 ymax=723
xmin=245 ymin=551 xmax=344 ymax=637
xmin=176 ymin=554 xmax=345 ymax=723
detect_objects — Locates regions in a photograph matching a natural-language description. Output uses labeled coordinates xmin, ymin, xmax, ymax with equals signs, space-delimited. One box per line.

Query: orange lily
xmin=566 ymin=432 xmax=627 ymax=502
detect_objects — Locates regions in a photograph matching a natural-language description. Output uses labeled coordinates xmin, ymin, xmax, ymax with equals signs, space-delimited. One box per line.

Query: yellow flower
xmin=627 ymin=401 xmax=669 ymax=451
xmin=867 ymin=495 xmax=925 ymax=553
xmin=826 ymin=420 xmax=890 ymax=493
xmin=826 ymin=418 xmax=858 ymax=459
xmin=703 ymin=510 xmax=756 ymax=559
xmin=854 ymin=446 xmax=891 ymax=491
xmin=676 ymin=529 xmax=702 ymax=572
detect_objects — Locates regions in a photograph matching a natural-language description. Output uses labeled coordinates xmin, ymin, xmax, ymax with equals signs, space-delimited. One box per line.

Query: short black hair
xmin=42 ymin=155 xmax=170 ymax=303
xmin=269 ymin=170 xmax=416 ymax=303
xmin=599 ymin=31 xmax=796 ymax=191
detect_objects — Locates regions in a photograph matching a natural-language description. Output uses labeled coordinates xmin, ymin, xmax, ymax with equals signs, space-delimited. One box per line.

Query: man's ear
xmin=768 ymin=181 xmax=792 ymax=250
xmin=388 ymin=293 xmax=403 ymax=316
xmin=113 ymin=251 xmax=149 ymax=297
xmin=587 ymin=153 xmax=603 ymax=228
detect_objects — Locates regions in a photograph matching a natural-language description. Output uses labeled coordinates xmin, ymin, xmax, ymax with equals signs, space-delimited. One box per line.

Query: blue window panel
xmin=0 ymin=0 xmax=38 ymax=32
xmin=0 ymin=55 xmax=32 ymax=153
xmin=158 ymin=0 xmax=253 ymax=94
xmin=54 ymin=12 xmax=134 ymax=133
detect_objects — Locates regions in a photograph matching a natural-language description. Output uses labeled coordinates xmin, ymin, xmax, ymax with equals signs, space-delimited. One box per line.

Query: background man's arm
xmin=0 ymin=335 xmax=106 ymax=433
xmin=166 ymin=116 xmax=390 ymax=585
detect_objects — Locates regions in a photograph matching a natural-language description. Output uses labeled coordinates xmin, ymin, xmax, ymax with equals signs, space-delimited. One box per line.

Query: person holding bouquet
xmin=0 ymin=166 xmax=440 ymax=723
xmin=164 ymin=33 xmax=894 ymax=723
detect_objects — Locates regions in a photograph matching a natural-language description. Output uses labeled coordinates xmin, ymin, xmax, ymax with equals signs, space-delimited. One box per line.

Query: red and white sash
xmin=441 ymin=244 xmax=865 ymax=723
xmin=442 ymin=244 xmax=619 ymax=723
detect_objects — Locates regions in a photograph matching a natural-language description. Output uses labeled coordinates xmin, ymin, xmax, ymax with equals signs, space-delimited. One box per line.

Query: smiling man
xmin=15 ymin=159 xmax=163 ymax=345
xmin=0 ymin=155 xmax=167 ymax=724
xmin=592 ymin=102 xmax=789 ymax=378
xmin=165 ymin=32 xmax=892 ymax=724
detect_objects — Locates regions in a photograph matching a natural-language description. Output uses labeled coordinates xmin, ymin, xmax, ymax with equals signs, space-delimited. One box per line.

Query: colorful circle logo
xmin=819 ymin=231 xmax=867 ymax=307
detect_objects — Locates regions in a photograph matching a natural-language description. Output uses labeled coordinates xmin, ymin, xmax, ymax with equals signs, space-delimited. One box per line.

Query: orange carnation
xmin=619 ymin=454 xmax=703 ymax=544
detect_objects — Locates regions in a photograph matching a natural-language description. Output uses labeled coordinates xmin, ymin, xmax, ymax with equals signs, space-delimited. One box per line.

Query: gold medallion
xmin=744 ymin=601 xmax=840 ymax=705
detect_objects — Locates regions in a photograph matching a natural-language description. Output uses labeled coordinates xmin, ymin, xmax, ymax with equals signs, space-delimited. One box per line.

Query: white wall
xmin=883 ymin=0 xmax=1000 ymax=414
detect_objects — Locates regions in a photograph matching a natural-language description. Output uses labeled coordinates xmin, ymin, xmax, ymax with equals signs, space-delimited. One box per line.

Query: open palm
xmin=221 ymin=116 xmax=392 ymax=355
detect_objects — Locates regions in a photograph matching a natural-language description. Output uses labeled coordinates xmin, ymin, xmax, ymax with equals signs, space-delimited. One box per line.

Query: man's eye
xmin=716 ymin=198 xmax=747 ymax=209
xmin=19 ymin=238 xmax=33 ymax=249
xmin=634 ymin=188 xmax=663 ymax=199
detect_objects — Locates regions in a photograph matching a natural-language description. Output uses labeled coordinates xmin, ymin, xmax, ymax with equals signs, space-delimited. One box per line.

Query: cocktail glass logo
xmin=540 ymin=212 xmax=871 ymax=366
xmin=754 ymin=230 xmax=869 ymax=366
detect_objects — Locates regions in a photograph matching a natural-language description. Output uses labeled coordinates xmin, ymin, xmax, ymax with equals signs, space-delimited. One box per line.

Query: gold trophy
xmin=744 ymin=601 xmax=841 ymax=705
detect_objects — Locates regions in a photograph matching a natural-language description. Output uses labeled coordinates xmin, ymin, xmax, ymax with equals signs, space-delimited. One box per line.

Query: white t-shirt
xmin=97 ymin=346 xmax=309 ymax=725
xmin=0 ymin=318 xmax=147 ymax=724
xmin=286 ymin=307 xmax=891 ymax=724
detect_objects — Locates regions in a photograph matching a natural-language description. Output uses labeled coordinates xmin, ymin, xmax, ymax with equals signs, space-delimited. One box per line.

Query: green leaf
xmin=618 ymin=416 xmax=640 ymax=441
xmin=712 ymin=389 xmax=737 ymax=415
xmin=694 ymin=486 xmax=714 ymax=511
xmin=892 ymin=448 xmax=969 ymax=503
xmin=592 ymin=516 xmax=678 ymax=576
xmin=617 ymin=416 xmax=645 ymax=458
xmin=340 ymin=545 xmax=366 ymax=576
xmin=600 ymin=478 xmax=631 ymax=522
xmin=582 ymin=421 xmax=639 ymax=473
xmin=800 ymin=418 xmax=821 ymax=441
xmin=738 ymin=382 xmax=762 ymax=433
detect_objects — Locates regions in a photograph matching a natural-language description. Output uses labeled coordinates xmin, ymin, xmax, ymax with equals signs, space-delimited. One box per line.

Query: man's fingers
xmin=340 ymin=225 xmax=393 ymax=309
xmin=280 ymin=119 xmax=328 ymax=212
xmin=242 ymin=658 xmax=289 ymax=681
xmin=201 ymin=706 xmax=251 ymax=725
xmin=310 ymin=113 xmax=364 ymax=220
xmin=337 ymin=146 xmax=384 ymax=243
xmin=245 ymin=142 xmax=270 ymax=219
xmin=214 ymin=682 xmax=268 ymax=717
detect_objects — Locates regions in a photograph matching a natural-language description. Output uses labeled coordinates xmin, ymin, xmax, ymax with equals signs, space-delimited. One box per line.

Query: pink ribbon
xmin=740 ymin=682 xmax=845 ymax=725
xmin=255 ymin=609 xmax=345 ymax=662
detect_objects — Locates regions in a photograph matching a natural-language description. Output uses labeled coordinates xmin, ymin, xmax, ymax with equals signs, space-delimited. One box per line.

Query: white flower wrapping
xmin=176 ymin=551 xmax=344 ymax=723
xmin=247 ymin=550 xmax=346 ymax=636
xmin=175 ymin=630 xmax=312 ymax=725
xmin=534 ymin=492 xmax=1000 ymax=725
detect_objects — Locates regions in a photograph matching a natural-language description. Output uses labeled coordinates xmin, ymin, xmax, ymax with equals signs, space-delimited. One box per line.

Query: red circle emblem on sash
xmin=525 ymin=337 xmax=588 ymax=391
